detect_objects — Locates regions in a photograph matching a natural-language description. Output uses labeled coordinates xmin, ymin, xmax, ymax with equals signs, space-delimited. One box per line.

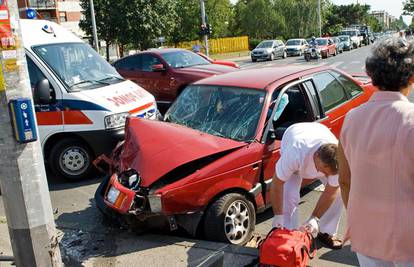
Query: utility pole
xmin=318 ymin=0 xmax=322 ymax=37
xmin=89 ymin=0 xmax=99 ymax=52
xmin=200 ymin=0 xmax=209 ymax=56
xmin=0 ymin=0 xmax=62 ymax=266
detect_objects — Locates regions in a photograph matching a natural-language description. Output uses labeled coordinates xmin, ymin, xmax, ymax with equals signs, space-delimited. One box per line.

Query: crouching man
xmin=270 ymin=122 xmax=343 ymax=249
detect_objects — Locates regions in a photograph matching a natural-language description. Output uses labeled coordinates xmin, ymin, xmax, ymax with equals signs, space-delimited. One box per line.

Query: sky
xmin=332 ymin=0 xmax=412 ymax=25
xmin=229 ymin=0 xmax=412 ymax=25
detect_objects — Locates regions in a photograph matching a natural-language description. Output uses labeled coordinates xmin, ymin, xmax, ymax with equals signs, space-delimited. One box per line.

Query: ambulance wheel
xmin=49 ymin=138 xmax=94 ymax=181
xmin=203 ymin=193 xmax=255 ymax=245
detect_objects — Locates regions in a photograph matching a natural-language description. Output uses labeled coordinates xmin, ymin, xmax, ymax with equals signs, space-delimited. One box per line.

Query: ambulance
xmin=20 ymin=19 xmax=158 ymax=180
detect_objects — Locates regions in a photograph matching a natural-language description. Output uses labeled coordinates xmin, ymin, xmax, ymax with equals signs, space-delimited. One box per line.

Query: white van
xmin=20 ymin=19 xmax=157 ymax=180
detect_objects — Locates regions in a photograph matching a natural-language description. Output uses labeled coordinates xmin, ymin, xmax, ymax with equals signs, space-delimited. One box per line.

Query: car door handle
xmin=252 ymin=163 xmax=260 ymax=170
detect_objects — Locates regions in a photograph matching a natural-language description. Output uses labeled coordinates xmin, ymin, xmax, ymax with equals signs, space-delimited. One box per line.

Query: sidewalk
xmin=210 ymin=51 xmax=251 ymax=63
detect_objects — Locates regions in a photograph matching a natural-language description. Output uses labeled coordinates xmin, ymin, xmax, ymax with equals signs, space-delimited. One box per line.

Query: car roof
xmin=287 ymin=38 xmax=304 ymax=41
xmin=141 ymin=48 xmax=190 ymax=55
xmin=194 ymin=65 xmax=330 ymax=90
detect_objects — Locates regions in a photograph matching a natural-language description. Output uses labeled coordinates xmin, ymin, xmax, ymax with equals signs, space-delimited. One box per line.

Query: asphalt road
xmin=0 ymin=44 xmax=412 ymax=266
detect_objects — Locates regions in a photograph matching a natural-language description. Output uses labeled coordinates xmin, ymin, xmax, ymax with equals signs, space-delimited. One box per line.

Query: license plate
xmin=107 ymin=186 xmax=120 ymax=204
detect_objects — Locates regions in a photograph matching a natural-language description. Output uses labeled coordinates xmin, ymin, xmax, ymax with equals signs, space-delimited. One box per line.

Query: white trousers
xmin=282 ymin=174 xmax=343 ymax=235
xmin=357 ymin=253 xmax=414 ymax=267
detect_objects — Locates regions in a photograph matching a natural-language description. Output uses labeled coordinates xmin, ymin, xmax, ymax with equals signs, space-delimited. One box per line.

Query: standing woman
xmin=338 ymin=37 xmax=414 ymax=266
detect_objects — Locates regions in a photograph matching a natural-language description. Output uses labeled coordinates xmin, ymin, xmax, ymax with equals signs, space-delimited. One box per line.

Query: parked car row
xmin=251 ymin=33 xmax=367 ymax=63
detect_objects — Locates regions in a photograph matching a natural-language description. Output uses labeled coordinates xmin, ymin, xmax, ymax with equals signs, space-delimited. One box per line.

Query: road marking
xmin=328 ymin=61 xmax=343 ymax=68
xmin=351 ymin=61 xmax=361 ymax=64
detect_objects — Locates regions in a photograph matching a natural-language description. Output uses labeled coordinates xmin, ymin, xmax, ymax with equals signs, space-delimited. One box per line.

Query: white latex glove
xmin=272 ymin=215 xmax=284 ymax=228
xmin=300 ymin=216 xmax=319 ymax=237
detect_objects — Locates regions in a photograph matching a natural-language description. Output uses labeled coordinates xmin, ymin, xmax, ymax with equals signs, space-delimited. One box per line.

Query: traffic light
xmin=200 ymin=24 xmax=208 ymax=36
xmin=207 ymin=24 xmax=213 ymax=35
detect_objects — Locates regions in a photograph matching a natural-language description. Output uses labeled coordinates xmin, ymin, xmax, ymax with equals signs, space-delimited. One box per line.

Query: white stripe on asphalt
xmin=328 ymin=61 xmax=343 ymax=68
xmin=351 ymin=61 xmax=361 ymax=64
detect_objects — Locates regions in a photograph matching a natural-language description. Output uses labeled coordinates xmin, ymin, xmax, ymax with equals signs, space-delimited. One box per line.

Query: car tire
xmin=203 ymin=193 xmax=255 ymax=245
xmin=283 ymin=51 xmax=287 ymax=59
xmin=49 ymin=138 xmax=94 ymax=181
xmin=252 ymin=58 xmax=257 ymax=62
xmin=269 ymin=53 xmax=274 ymax=61
xmin=333 ymin=49 xmax=337 ymax=56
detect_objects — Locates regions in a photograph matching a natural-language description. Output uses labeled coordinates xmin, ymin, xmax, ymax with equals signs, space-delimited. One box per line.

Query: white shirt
xmin=275 ymin=122 xmax=339 ymax=186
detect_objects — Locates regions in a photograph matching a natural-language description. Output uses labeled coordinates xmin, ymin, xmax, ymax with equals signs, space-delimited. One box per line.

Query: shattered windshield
xmin=164 ymin=85 xmax=266 ymax=142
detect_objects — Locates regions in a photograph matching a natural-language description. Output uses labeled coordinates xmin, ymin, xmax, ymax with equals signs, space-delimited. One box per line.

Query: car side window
xmin=115 ymin=56 xmax=139 ymax=70
xmin=331 ymin=71 xmax=363 ymax=98
xmin=140 ymin=54 xmax=162 ymax=72
xmin=303 ymin=80 xmax=322 ymax=119
xmin=313 ymin=72 xmax=348 ymax=111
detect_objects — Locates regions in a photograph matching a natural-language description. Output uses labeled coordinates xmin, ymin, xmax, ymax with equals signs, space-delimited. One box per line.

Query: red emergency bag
xmin=257 ymin=227 xmax=316 ymax=267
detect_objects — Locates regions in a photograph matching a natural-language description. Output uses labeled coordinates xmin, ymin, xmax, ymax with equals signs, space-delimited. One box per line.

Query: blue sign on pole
xmin=26 ymin=8 xmax=36 ymax=19
xmin=8 ymin=98 xmax=38 ymax=143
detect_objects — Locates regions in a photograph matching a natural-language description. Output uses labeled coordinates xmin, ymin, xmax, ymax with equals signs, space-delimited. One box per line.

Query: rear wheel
xmin=203 ymin=193 xmax=255 ymax=245
xmin=49 ymin=138 xmax=94 ymax=181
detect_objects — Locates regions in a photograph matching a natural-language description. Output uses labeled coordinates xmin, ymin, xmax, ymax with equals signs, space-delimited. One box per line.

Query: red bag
xmin=258 ymin=228 xmax=316 ymax=267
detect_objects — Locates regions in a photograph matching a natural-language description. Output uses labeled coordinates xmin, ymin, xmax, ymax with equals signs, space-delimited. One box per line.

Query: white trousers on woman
xmin=282 ymin=174 xmax=343 ymax=235
xmin=357 ymin=253 xmax=414 ymax=267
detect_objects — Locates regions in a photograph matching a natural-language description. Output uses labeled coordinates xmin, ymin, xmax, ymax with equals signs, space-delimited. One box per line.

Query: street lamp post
xmin=318 ymin=0 xmax=322 ymax=37
xmin=200 ymin=0 xmax=209 ymax=56
xmin=89 ymin=0 xmax=99 ymax=52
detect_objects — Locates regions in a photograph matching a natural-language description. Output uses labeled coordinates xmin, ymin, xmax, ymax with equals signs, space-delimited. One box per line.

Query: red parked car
xmin=113 ymin=48 xmax=237 ymax=108
xmin=316 ymin=38 xmax=337 ymax=58
xmin=197 ymin=52 xmax=240 ymax=68
xmin=95 ymin=66 xmax=374 ymax=245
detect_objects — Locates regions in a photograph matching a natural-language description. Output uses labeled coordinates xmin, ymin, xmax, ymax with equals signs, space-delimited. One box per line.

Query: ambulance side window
xmin=27 ymin=57 xmax=51 ymax=105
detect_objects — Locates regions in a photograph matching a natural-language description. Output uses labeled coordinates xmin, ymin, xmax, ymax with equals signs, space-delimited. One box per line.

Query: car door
xmin=277 ymin=41 xmax=284 ymax=57
xmin=310 ymin=71 xmax=354 ymax=137
xmin=113 ymin=55 xmax=140 ymax=82
xmin=260 ymin=79 xmax=316 ymax=206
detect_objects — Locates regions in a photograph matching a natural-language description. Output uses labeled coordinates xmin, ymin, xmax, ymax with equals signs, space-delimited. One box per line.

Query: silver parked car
xmin=285 ymin=38 xmax=308 ymax=56
xmin=251 ymin=40 xmax=286 ymax=62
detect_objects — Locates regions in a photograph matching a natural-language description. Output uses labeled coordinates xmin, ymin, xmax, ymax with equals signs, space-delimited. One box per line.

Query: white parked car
xmin=285 ymin=38 xmax=308 ymax=56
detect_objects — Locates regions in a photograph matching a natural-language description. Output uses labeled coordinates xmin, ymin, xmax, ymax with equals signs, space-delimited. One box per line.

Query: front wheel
xmin=304 ymin=53 xmax=311 ymax=62
xmin=283 ymin=51 xmax=287 ymax=59
xmin=269 ymin=53 xmax=274 ymax=61
xmin=203 ymin=193 xmax=255 ymax=245
xmin=49 ymin=138 xmax=94 ymax=181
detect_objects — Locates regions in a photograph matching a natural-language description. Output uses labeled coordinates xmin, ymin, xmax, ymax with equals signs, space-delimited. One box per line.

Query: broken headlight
xmin=118 ymin=169 xmax=141 ymax=190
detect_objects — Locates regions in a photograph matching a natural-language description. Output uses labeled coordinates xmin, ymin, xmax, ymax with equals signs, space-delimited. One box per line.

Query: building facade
xmin=18 ymin=0 xmax=84 ymax=37
xmin=371 ymin=10 xmax=396 ymax=30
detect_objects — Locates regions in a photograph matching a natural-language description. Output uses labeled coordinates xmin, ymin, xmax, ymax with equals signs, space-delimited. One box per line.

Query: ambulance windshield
xmin=33 ymin=42 xmax=123 ymax=91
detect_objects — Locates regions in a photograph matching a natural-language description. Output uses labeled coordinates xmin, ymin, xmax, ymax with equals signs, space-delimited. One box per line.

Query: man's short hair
xmin=316 ymin=143 xmax=338 ymax=173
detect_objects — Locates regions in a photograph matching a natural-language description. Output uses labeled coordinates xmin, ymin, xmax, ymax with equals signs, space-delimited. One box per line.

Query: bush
xmin=249 ymin=38 xmax=262 ymax=50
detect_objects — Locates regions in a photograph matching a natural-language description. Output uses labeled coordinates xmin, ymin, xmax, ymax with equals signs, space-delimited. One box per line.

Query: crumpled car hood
xmin=119 ymin=118 xmax=247 ymax=187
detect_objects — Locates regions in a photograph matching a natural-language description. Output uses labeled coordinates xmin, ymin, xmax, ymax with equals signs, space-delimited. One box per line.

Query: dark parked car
xmin=113 ymin=48 xmax=237 ymax=108
xmin=95 ymin=65 xmax=375 ymax=245
xmin=251 ymin=40 xmax=286 ymax=62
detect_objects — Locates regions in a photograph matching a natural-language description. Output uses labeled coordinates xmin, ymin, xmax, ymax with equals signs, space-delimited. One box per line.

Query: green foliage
xmin=323 ymin=3 xmax=372 ymax=35
xmin=403 ymin=0 xmax=414 ymax=16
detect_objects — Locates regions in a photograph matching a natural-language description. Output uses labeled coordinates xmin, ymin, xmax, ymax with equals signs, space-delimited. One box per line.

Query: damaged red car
xmin=95 ymin=66 xmax=374 ymax=245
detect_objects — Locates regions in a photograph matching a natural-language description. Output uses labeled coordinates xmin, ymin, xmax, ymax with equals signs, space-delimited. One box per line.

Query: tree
xmin=205 ymin=0 xmax=234 ymax=38
xmin=79 ymin=0 xmax=124 ymax=60
xmin=122 ymin=0 xmax=177 ymax=50
xmin=403 ymin=0 xmax=414 ymax=16
xmin=170 ymin=0 xmax=200 ymax=45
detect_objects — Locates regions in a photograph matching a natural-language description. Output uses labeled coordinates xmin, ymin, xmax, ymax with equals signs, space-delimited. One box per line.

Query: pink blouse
xmin=340 ymin=91 xmax=414 ymax=262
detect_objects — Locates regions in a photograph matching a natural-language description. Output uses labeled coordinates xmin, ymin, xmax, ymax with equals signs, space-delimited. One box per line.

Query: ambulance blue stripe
xmin=60 ymin=100 xmax=109 ymax=111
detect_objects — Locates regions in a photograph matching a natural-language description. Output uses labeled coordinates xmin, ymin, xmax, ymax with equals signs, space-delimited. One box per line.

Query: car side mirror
xmin=268 ymin=128 xmax=277 ymax=140
xmin=34 ymin=79 xmax=53 ymax=104
xmin=152 ymin=64 xmax=166 ymax=72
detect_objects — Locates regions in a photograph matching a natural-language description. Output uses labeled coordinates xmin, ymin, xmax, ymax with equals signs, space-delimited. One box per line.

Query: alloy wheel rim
xmin=224 ymin=200 xmax=250 ymax=244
